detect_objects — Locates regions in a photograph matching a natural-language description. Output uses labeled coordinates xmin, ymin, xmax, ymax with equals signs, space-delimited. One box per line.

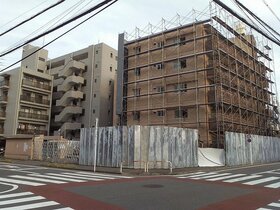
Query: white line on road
xmin=53 ymin=208 xmax=74 ymax=210
xmin=29 ymin=174 xmax=85 ymax=182
xmin=191 ymin=173 xmax=231 ymax=180
xmin=62 ymin=173 xmax=114 ymax=180
xmin=0 ymin=201 xmax=59 ymax=210
xmin=265 ymin=181 xmax=280 ymax=189
xmin=175 ymin=172 xmax=205 ymax=177
xmin=223 ymin=175 xmax=262 ymax=183
xmin=0 ymin=177 xmax=44 ymax=186
xmin=46 ymin=173 xmax=92 ymax=181
xmin=207 ymin=174 xmax=245 ymax=181
xmin=0 ymin=182 xmax=18 ymax=194
xmin=9 ymin=175 xmax=66 ymax=184
xmin=0 ymin=196 xmax=44 ymax=205
xmin=0 ymin=192 xmax=33 ymax=199
xmin=180 ymin=172 xmax=217 ymax=179
xmin=268 ymin=202 xmax=280 ymax=207
xmin=243 ymin=177 xmax=280 ymax=185
xmin=76 ymin=171 xmax=133 ymax=179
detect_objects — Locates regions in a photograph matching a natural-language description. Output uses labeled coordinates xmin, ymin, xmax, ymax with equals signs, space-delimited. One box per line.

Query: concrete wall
xmin=80 ymin=126 xmax=198 ymax=169
xmin=225 ymin=132 xmax=280 ymax=166
xmin=5 ymin=137 xmax=33 ymax=160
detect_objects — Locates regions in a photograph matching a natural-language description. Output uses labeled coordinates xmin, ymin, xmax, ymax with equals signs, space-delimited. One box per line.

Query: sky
xmin=0 ymin=0 xmax=279 ymax=97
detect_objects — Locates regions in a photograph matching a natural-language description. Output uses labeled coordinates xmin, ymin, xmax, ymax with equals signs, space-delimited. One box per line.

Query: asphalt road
xmin=0 ymin=161 xmax=279 ymax=210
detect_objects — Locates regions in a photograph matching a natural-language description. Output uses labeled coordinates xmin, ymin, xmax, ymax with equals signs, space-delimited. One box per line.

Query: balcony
xmin=0 ymin=111 xmax=6 ymax=119
xmin=22 ymin=79 xmax=51 ymax=91
xmin=60 ymin=122 xmax=81 ymax=134
xmin=55 ymin=106 xmax=83 ymax=122
xmin=19 ymin=111 xmax=49 ymax=121
xmin=20 ymin=95 xmax=50 ymax=106
xmin=56 ymin=90 xmax=83 ymax=107
xmin=57 ymin=75 xmax=84 ymax=92
xmin=58 ymin=60 xmax=85 ymax=78
xmin=0 ymin=80 xmax=9 ymax=89
xmin=17 ymin=129 xmax=48 ymax=135
xmin=0 ymin=96 xmax=8 ymax=104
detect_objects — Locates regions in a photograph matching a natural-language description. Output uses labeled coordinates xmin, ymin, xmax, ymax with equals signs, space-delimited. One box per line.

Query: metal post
xmin=93 ymin=118 xmax=99 ymax=172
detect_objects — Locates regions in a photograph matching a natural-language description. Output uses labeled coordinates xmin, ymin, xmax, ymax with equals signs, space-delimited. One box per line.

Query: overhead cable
xmin=0 ymin=0 xmax=65 ymax=37
xmin=0 ymin=0 xmax=114 ymax=58
xmin=0 ymin=0 xmax=118 ymax=72
xmin=262 ymin=0 xmax=280 ymax=24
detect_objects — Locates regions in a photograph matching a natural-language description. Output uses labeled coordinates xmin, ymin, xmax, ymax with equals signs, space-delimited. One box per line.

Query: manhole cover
xmin=142 ymin=184 xmax=164 ymax=188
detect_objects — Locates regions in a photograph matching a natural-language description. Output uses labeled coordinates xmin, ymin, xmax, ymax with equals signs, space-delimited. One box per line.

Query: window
xmin=82 ymin=80 xmax=87 ymax=86
xmin=135 ymin=46 xmax=141 ymax=54
xmin=37 ymin=69 xmax=44 ymax=73
xmin=84 ymin=65 xmax=88 ymax=72
xmin=133 ymin=88 xmax=141 ymax=96
xmin=95 ymin=64 xmax=98 ymax=68
xmin=108 ymin=110 xmax=111 ymax=114
xmin=175 ymin=83 xmax=187 ymax=92
xmin=110 ymin=66 xmax=112 ymax=72
xmin=93 ymin=109 xmax=95 ymax=114
xmin=133 ymin=111 xmax=140 ymax=120
xmin=39 ymin=57 xmax=45 ymax=62
xmin=156 ymin=110 xmax=165 ymax=116
xmin=175 ymin=108 xmax=188 ymax=118
xmin=180 ymin=36 xmax=186 ymax=45
xmin=109 ymin=80 xmax=112 ymax=85
xmin=153 ymin=41 xmax=164 ymax=48
xmin=95 ymin=79 xmax=97 ymax=83
xmin=155 ymin=86 xmax=164 ymax=93
xmin=108 ymin=94 xmax=111 ymax=99
xmin=82 ymin=109 xmax=85 ymax=115
xmin=96 ymin=50 xmax=98 ymax=54
xmin=82 ymin=94 xmax=86 ymax=101
xmin=94 ymin=94 xmax=96 ymax=98
xmin=135 ymin=68 xmax=141 ymax=76
xmin=110 ymin=53 xmax=113 ymax=58
xmin=154 ymin=63 xmax=163 ymax=70
xmin=180 ymin=60 xmax=187 ymax=69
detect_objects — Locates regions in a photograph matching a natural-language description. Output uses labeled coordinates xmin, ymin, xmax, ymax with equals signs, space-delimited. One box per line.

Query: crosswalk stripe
xmin=76 ymin=171 xmax=132 ymax=179
xmin=257 ymin=208 xmax=273 ymax=210
xmin=53 ymin=208 xmax=74 ymax=210
xmin=0 ymin=201 xmax=59 ymax=210
xmin=224 ymin=175 xmax=262 ymax=183
xmin=207 ymin=174 xmax=245 ymax=181
xmin=46 ymin=173 xmax=95 ymax=181
xmin=0 ymin=177 xmax=44 ymax=186
xmin=268 ymin=202 xmax=280 ymax=207
xmin=179 ymin=172 xmax=217 ymax=179
xmin=243 ymin=177 xmax=280 ymax=185
xmin=175 ymin=172 xmax=205 ymax=177
xmin=191 ymin=173 xmax=231 ymax=180
xmin=0 ymin=192 xmax=33 ymax=199
xmin=62 ymin=173 xmax=114 ymax=180
xmin=265 ymin=181 xmax=280 ymax=189
xmin=29 ymin=174 xmax=85 ymax=182
xmin=0 ymin=196 xmax=44 ymax=205
xmin=9 ymin=175 xmax=66 ymax=184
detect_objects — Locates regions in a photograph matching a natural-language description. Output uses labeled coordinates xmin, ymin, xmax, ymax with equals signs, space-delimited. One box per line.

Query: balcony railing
xmin=17 ymin=129 xmax=47 ymax=135
xmin=20 ymin=95 xmax=50 ymax=105
xmin=0 ymin=96 xmax=8 ymax=102
xmin=0 ymin=112 xmax=6 ymax=118
xmin=22 ymin=80 xmax=51 ymax=91
xmin=19 ymin=111 xmax=48 ymax=121
xmin=0 ymin=80 xmax=9 ymax=87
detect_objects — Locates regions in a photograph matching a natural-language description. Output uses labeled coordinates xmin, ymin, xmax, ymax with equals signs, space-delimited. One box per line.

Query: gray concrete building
xmin=0 ymin=44 xmax=53 ymax=136
xmin=47 ymin=43 xmax=117 ymax=140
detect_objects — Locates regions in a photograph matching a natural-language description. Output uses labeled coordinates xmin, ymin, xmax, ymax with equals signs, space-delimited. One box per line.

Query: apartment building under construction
xmin=116 ymin=4 xmax=280 ymax=147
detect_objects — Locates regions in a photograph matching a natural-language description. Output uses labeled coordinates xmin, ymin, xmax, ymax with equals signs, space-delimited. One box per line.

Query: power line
xmin=0 ymin=0 xmax=118 ymax=72
xmin=0 ymin=0 xmax=49 ymax=30
xmin=262 ymin=0 xmax=280 ymax=24
xmin=0 ymin=0 xmax=115 ymax=58
xmin=0 ymin=0 xmax=65 ymax=37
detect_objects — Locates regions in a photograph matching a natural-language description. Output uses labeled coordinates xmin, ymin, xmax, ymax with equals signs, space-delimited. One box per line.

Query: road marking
xmin=9 ymin=175 xmax=66 ymax=184
xmin=268 ymin=202 xmax=280 ymax=207
xmin=53 ymin=208 xmax=74 ymax=210
xmin=0 ymin=195 xmax=44 ymax=205
xmin=0 ymin=201 xmax=59 ymax=210
xmin=191 ymin=173 xmax=231 ymax=180
xmin=46 ymin=173 xmax=93 ymax=181
xmin=29 ymin=174 xmax=85 ymax=182
xmin=0 ymin=182 xmax=18 ymax=194
xmin=0 ymin=192 xmax=33 ymax=199
xmin=77 ymin=171 xmax=133 ymax=179
xmin=265 ymin=181 xmax=280 ymax=189
xmin=62 ymin=172 xmax=114 ymax=180
xmin=0 ymin=177 xmax=44 ymax=186
xmin=257 ymin=208 xmax=273 ymax=210
xmin=179 ymin=172 xmax=217 ymax=179
xmin=243 ymin=177 xmax=280 ymax=185
xmin=207 ymin=174 xmax=245 ymax=181
xmin=175 ymin=172 xmax=205 ymax=177
xmin=224 ymin=175 xmax=262 ymax=183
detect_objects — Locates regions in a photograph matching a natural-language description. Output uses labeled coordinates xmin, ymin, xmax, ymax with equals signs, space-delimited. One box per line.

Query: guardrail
xmin=120 ymin=161 xmax=147 ymax=173
xmin=146 ymin=161 xmax=173 ymax=173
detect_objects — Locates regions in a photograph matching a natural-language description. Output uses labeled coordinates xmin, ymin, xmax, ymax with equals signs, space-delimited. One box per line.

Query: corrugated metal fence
xmin=79 ymin=126 xmax=198 ymax=169
xmin=225 ymin=132 xmax=280 ymax=166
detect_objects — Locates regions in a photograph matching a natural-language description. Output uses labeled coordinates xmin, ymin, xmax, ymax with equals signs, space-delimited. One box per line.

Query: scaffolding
xmin=118 ymin=1 xmax=280 ymax=148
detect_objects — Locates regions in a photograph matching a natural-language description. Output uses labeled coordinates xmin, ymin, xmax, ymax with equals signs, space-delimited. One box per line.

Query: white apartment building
xmin=47 ymin=43 xmax=117 ymax=140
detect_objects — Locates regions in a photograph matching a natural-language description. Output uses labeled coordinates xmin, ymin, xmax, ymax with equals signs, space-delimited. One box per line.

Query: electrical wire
xmin=2 ymin=0 xmax=86 ymax=53
xmin=0 ymin=0 xmax=49 ymax=30
xmin=0 ymin=0 xmax=118 ymax=72
xmin=0 ymin=0 xmax=65 ymax=37
xmin=0 ymin=0 xmax=114 ymax=58
xmin=262 ymin=0 xmax=280 ymax=24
